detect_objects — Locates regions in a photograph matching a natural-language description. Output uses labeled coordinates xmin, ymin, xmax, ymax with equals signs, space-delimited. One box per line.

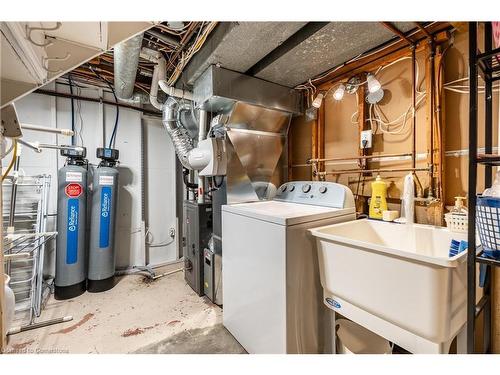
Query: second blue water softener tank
xmin=87 ymin=148 xmax=119 ymax=292
xmin=55 ymin=146 xmax=88 ymax=300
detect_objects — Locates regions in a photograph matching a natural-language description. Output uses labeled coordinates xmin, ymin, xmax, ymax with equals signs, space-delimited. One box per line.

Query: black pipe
xmin=68 ymin=74 xmax=76 ymax=146
xmin=482 ymin=21 xmax=493 ymax=354
xmin=183 ymin=168 xmax=198 ymax=190
xmin=467 ymin=21 xmax=478 ymax=354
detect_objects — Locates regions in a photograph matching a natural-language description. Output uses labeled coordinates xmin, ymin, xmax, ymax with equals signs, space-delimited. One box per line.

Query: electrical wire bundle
xmin=1 ymin=139 xmax=18 ymax=182
xmin=367 ymin=56 xmax=426 ymax=135
xmin=165 ymin=21 xmax=218 ymax=86
xmin=443 ymin=76 xmax=500 ymax=94
xmin=88 ymin=65 xmax=120 ymax=148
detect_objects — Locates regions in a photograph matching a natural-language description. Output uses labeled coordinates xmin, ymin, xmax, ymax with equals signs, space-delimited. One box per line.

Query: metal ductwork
xmin=114 ymin=33 xmax=144 ymax=100
xmin=161 ymin=97 xmax=195 ymax=169
xmin=193 ymin=65 xmax=301 ymax=203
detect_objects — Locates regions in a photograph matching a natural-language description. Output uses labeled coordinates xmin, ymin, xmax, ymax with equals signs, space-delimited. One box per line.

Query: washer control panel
xmin=274 ymin=181 xmax=354 ymax=209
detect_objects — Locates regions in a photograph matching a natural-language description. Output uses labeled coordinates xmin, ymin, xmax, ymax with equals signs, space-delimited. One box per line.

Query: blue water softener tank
xmin=55 ymin=146 xmax=88 ymax=300
xmin=87 ymin=148 xmax=119 ymax=293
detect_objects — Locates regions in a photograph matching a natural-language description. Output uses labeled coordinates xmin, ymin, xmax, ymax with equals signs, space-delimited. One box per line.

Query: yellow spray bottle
xmin=369 ymin=175 xmax=388 ymax=219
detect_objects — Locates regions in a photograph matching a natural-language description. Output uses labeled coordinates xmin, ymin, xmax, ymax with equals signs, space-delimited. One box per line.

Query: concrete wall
xmin=12 ymin=81 xmax=178 ymax=276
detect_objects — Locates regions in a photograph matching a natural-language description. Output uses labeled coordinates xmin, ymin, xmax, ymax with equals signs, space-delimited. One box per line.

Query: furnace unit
xmin=183 ymin=201 xmax=212 ymax=296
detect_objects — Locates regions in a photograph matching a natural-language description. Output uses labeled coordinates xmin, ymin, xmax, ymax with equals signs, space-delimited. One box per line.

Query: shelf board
xmin=476 ymin=154 xmax=500 ymax=166
xmin=476 ymin=251 xmax=500 ymax=267
xmin=476 ymin=47 xmax=500 ymax=82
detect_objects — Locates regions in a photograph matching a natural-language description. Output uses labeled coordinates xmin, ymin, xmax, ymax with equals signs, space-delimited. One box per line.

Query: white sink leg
xmin=456 ymin=324 xmax=468 ymax=354
xmin=332 ymin=310 xmax=337 ymax=354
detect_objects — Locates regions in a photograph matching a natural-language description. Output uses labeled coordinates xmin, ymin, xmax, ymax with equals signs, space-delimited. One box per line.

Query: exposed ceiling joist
xmin=245 ymin=22 xmax=329 ymax=76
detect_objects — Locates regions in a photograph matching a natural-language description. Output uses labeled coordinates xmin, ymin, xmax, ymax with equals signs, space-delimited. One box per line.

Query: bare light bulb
xmin=167 ymin=21 xmax=185 ymax=30
xmin=312 ymin=93 xmax=324 ymax=108
xmin=367 ymin=74 xmax=381 ymax=93
xmin=333 ymin=84 xmax=345 ymax=101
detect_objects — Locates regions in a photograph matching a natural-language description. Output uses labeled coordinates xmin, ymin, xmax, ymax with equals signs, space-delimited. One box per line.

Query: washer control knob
xmin=302 ymin=184 xmax=312 ymax=193
xmin=319 ymin=186 xmax=327 ymax=194
xmin=280 ymin=185 xmax=288 ymax=193
xmin=289 ymin=185 xmax=295 ymax=192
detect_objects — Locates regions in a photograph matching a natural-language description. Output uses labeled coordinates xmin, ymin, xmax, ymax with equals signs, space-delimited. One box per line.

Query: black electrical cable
xmin=88 ymin=65 xmax=119 ymax=149
xmin=68 ymin=74 xmax=75 ymax=146
xmin=182 ymin=168 xmax=198 ymax=190
xmin=213 ymin=175 xmax=224 ymax=189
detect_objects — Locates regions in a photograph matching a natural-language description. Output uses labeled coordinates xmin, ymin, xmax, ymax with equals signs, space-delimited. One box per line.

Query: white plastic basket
xmin=444 ymin=213 xmax=468 ymax=233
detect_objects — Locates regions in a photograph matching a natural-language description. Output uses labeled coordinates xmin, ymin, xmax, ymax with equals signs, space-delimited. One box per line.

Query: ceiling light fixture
xmin=312 ymin=93 xmax=324 ymax=108
xmin=346 ymin=76 xmax=361 ymax=94
xmin=333 ymin=84 xmax=345 ymax=101
xmin=367 ymin=74 xmax=382 ymax=94
xmin=167 ymin=21 xmax=185 ymax=30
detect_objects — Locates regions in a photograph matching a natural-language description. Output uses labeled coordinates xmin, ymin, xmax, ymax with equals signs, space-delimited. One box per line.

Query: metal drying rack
xmin=2 ymin=174 xmax=55 ymax=324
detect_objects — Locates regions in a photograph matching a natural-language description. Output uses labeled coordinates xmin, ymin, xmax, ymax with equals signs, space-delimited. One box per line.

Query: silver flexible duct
xmin=114 ymin=33 xmax=144 ymax=100
xmin=162 ymin=97 xmax=195 ymax=169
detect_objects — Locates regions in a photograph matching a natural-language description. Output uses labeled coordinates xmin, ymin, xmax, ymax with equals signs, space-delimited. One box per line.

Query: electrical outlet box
xmin=360 ymin=130 xmax=373 ymax=149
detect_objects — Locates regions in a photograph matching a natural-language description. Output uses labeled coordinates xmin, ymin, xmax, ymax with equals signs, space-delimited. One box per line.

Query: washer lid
xmin=222 ymin=201 xmax=355 ymax=226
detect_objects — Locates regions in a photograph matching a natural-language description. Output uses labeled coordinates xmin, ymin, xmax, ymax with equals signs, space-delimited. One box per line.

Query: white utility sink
xmin=309 ymin=219 xmax=481 ymax=354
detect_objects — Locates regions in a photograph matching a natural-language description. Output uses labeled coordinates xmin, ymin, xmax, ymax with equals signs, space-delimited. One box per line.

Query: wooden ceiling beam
xmin=380 ymin=22 xmax=415 ymax=46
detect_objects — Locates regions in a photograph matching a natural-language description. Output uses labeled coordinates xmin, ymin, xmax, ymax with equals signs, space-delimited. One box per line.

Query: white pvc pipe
xmin=21 ymin=123 xmax=73 ymax=136
xmin=148 ymin=52 xmax=193 ymax=111
xmin=159 ymin=81 xmax=193 ymax=101
xmin=149 ymin=57 xmax=166 ymax=110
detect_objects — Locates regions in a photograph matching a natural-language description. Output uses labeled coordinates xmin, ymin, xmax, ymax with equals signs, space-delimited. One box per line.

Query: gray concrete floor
xmin=5 ymin=265 xmax=245 ymax=354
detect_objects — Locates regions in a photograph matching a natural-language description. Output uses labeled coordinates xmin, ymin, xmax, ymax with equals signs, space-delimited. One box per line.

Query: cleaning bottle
xmin=369 ymin=175 xmax=388 ymax=220
xmin=483 ymin=170 xmax=500 ymax=196
xmin=450 ymin=196 xmax=467 ymax=215
xmin=444 ymin=196 xmax=468 ymax=233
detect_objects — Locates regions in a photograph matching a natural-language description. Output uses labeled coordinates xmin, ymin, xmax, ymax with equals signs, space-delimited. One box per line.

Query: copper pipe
xmin=308 ymin=152 xmax=414 ymax=164
xmin=380 ymin=22 xmax=414 ymax=46
xmin=410 ymin=46 xmax=425 ymax=198
xmin=428 ymin=41 xmax=436 ymax=197
xmin=316 ymin=166 xmax=430 ymax=176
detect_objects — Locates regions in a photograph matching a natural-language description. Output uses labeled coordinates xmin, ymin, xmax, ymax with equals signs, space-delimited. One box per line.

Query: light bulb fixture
xmin=346 ymin=76 xmax=361 ymax=94
xmin=367 ymin=74 xmax=381 ymax=94
xmin=167 ymin=21 xmax=185 ymax=30
xmin=333 ymin=84 xmax=345 ymax=101
xmin=312 ymin=93 xmax=324 ymax=108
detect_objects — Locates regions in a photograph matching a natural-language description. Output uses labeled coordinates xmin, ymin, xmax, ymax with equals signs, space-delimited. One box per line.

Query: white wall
xmin=13 ymin=81 xmax=178 ymax=276
xmin=143 ymin=117 xmax=179 ymax=265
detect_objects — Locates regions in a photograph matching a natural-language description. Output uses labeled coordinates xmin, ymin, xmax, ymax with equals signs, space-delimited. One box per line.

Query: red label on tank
xmin=65 ymin=183 xmax=82 ymax=198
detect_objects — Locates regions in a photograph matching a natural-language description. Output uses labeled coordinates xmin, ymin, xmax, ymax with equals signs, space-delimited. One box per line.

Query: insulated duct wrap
xmin=114 ymin=33 xmax=144 ymax=100
xmin=162 ymin=97 xmax=195 ymax=169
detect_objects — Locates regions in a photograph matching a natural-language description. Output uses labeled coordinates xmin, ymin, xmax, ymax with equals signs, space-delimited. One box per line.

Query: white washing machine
xmin=222 ymin=181 xmax=355 ymax=354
